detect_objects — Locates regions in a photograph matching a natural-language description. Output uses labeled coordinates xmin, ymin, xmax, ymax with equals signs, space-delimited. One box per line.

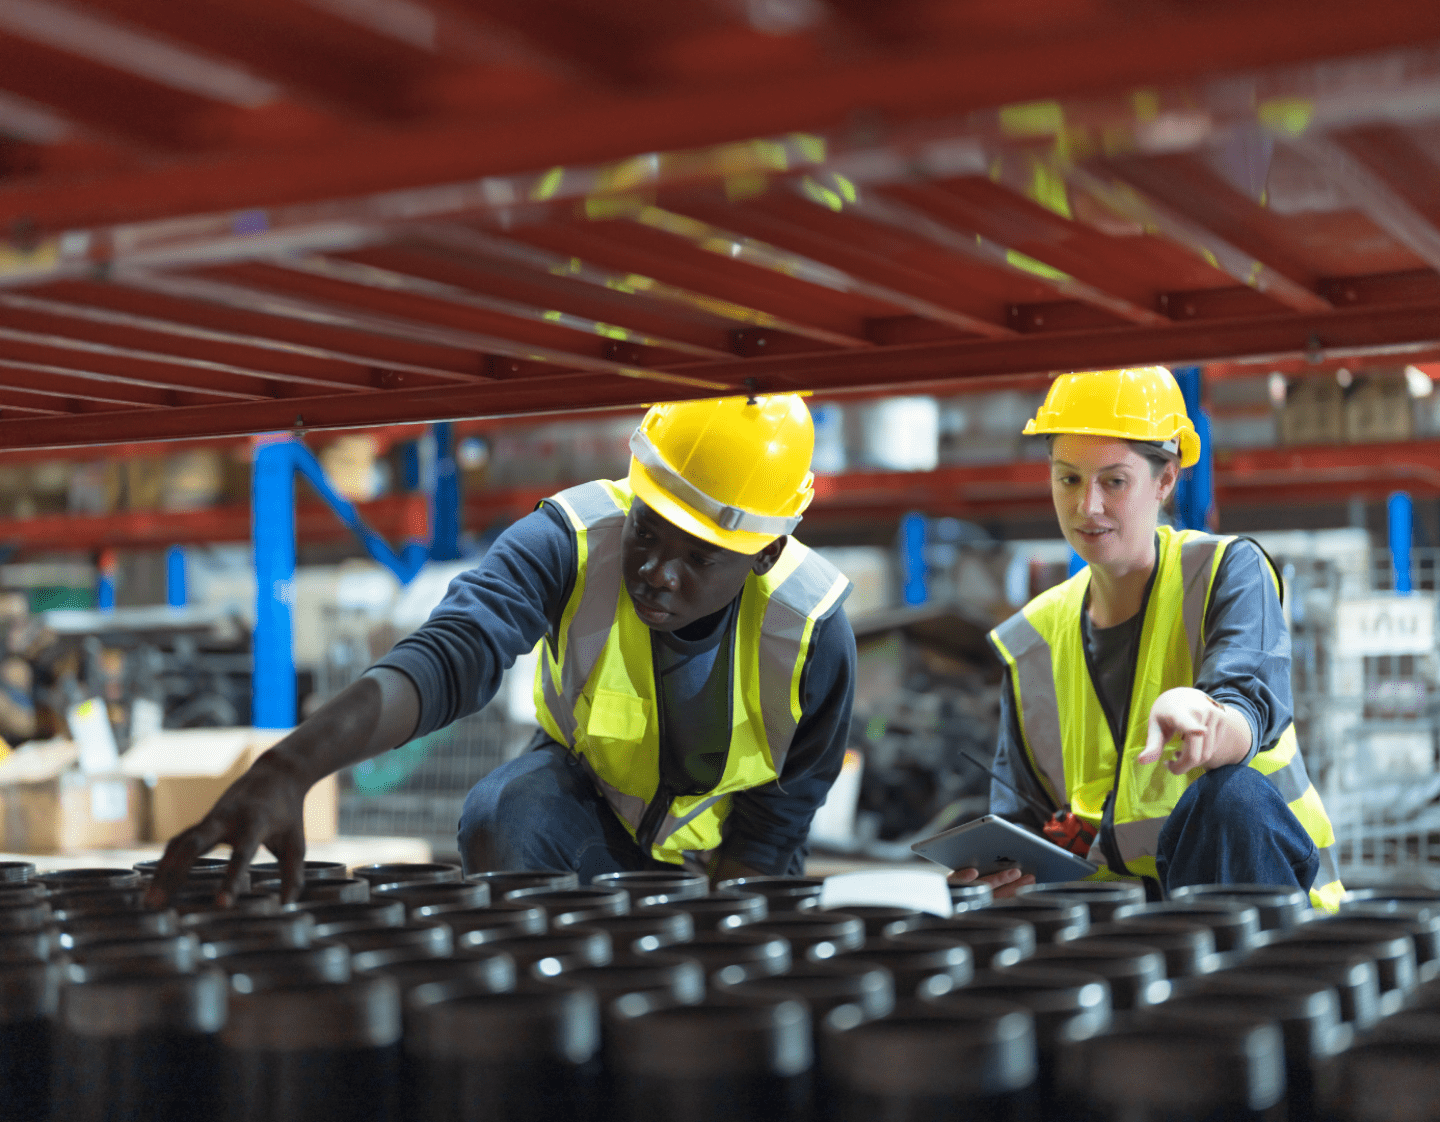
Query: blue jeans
xmin=457 ymin=741 xmax=675 ymax=882
xmin=1157 ymin=763 xmax=1320 ymax=895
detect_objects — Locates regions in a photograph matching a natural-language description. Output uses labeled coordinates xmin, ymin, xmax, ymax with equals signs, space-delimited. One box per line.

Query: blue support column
xmin=97 ymin=549 xmax=116 ymax=612
xmin=1389 ymin=491 xmax=1414 ymax=594
xmin=900 ymin=513 xmax=928 ymax=605
xmin=429 ymin=421 xmax=460 ymax=561
xmin=1068 ymin=550 xmax=1088 ymax=577
xmin=165 ymin=546 xmax=187 ymax=608
xmin=1172 ymin=366 xmax=1215 ymax=531
xmin=252 ymin=436 xmax=297 ymax=729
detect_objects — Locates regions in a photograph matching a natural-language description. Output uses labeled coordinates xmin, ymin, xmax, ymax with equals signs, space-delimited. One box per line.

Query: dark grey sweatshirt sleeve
xmin=719 ymin=608 xmax=857 ymax=875
xmin=374 ymin=504 xmax=574 ymax=739
xmin=1195 ymin=539 xmax=1294 ymax=763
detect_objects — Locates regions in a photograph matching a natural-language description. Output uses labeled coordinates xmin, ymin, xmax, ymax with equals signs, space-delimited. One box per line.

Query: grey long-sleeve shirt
xmin=989 ymin=538 xmax=1292 ymax=829
xmin=376 ymin=501 xmax=857 ymax=874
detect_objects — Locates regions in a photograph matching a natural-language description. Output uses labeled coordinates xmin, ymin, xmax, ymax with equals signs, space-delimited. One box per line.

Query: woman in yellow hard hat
xmin=957 ymin=366 xmax=1343 ymax=909
xmin=145 ymin=394 xmax=858 ymax=900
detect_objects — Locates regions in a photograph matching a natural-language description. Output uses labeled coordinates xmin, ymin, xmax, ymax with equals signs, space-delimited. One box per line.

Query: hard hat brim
xmin=627 ymin=458 xmax=783 ymax=555
xmin=1024 ymin=419 xmax=1201 ymax=469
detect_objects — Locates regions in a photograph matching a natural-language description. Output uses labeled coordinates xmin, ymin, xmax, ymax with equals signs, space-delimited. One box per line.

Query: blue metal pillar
xmin=165 ymin=546 xmax=187 ymax=608
xmin=1389 ymin=491 xmax=1414 ymax=594
xmin=900 ymin=513 xmax=928 ymax=605
xmin=429 ymin=421 xmax=460 ymax=561
xmin=97 ymin=549 xmax=116 ymax=612
xmin=1068 ymin=550 xmax=1088 ymax=577
xmin=253 ymin=435 xmax=297 ymax=729
xmin=1172 ymin=366 xmax=1215 ymax=531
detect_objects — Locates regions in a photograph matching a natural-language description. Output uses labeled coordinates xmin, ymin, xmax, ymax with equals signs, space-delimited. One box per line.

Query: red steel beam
xmin=6 ymin=1 xmax=1440 ymax=230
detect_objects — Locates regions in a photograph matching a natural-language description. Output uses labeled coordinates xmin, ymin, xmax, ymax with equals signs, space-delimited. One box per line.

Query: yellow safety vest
xmin=990 ymin=526 xmax=1344 ymax=911
xmin=533 ymin=479 xmax=851 ymax=868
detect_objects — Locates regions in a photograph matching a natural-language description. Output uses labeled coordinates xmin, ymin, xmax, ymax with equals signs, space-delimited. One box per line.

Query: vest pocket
xmin=585 ymin=689 xmax=651 ymax=743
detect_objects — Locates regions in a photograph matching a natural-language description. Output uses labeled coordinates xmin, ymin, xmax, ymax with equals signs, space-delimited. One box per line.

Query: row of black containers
xmin=0 ymin=857 xmax=1437 ymax=1122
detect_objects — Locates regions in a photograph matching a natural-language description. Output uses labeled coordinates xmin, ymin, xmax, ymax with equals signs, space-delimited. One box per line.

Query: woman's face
xmin=1050 ymin=434 xmax=1177 ymax=569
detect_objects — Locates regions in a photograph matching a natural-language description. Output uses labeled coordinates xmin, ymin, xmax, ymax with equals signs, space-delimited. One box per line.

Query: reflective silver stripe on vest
xmin=757 ymin=550 xmax=849 ymax=776
xmin=992 ymin=610 xmax=1066 ymax=807
xmin=575 ymin=753 xmax=648 ymax=826
xmin=1316 ymin=843 xmax=1341 ymax=888
xmin=659 ymin=795 xmax=728 ymax=845
xmin=1112 ymin=816 xmax=1167 ymax=860
xmin=541 ymin=482 xmax=626 ymax=746
xmin=1179 ymin=535 xmax=1220 ymax=668
xmin=1263 ymin=750 xmax=1311 ymax=805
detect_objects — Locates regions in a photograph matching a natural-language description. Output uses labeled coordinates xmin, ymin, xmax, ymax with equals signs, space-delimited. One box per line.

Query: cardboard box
xmin=120 ymin=728 xmax=338 ymax=845
xmin=0 ymin=739 xmax=144 ymax=852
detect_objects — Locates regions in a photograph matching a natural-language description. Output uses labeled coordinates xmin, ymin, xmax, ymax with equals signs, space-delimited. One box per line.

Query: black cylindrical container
xmin=1026 ymin=943 xmax=1168 ymax=1011
xmin=1314 ymin=906 xmax=1440 ymax=979
xmin=0 ymin=958 xmax=59 ymax=1122
xmin=542 ymin=951 xmax=705 ymax=1005
xmin=49 ymin=887 xmax=146 ymax=918
xmin=303 ymin=901 xmax=408 ymax=937
xmin=956 ymin=966 xmax=1113 ymax=1055
xmin=293 ymin=878 xmax=371 ymax=904
xmin=171 ymin=890 xmax=279 ymax=920
xmin=644 ymin=930 xmax=790 ymax=983
xmin=1341 ymin=885 xmax=1440 ymax=908
xmin=221 ymin=978 xmax=401 ymax=1122
xmin=1408 ymin=975 xmax=1440 ymax=1010
xmin=1159 ymin=973 xmax=1347 ymax=1122
xmin=664 ymin=891 xmax=768 ymax=931
xmin=134 ymin=856 xmax=229 ymax=876
xmin=0 ymin=901 xmax=51 ymax=934
xmin=38 ymin=868 xmax=142 ymax=892
xmin=1329 ymin=1013 xmax=1440 ymax=1122
xmin=0 ymin=861 xmax=34 ymax=883
xmin=609 ymin=991 xmax=812 ymax=1122
xmin=190 ymin=911 xmax=317 ymax=955
xmin=824 ymin=906 xmax=926 ymax=938
xmin=0 ymin=883 xmax=47 ymax=908
xmin=370 ymin=882 xmax=489 ymax=918
xmin=479 ymin=929 xmax=613 ymax=974
xmin=1021 ymin=881 xmax=1146 ymax=924
xmin=951 ymin=883 xmax=995 ymax=912
xmin=722 ymin=959 xmax=894 ymax=1025
xmin=1233 ymin=944 xmax=1382 ymax=1031
xmin=352 ymin=863 xmax=462 ymax=887
xmin=1112 ymin=899 xmax=1263 ymax=955
xmin=591 ymin=870 xmax=709 ymax=904
xmin=217 ymin=944 xmax=352 ymax=990
xmin=325 ymin=921 xmax=454 ymax=958
xmin=0 ymin=927 xmax=51 ymax=961
xmin=53 ymin=965 xmax=227 ymax=1122
xmin=441 ymin=904 xmax=547 ymax=945
xmin=503 ymin=886 xmax=630 ymax=925
xmin=58 ymin=908 xmax=178 ymax=948
xmin=1057 ymin=1016 xmax=1286 ymax=1122
xmin=1170 ymin=883 xmax=1311 ymax=931
xmin=903 ymin=914 xmax=1037 ymax=968
xmin=404 ymin=980 xmax=600 ymax=1122
xmin=66 ymin=933 xmax=199 ymax=973
xmin=1099 ymin=915 xmax=1219 ymax=977
xmin=843 ymin=934 xmax=973 ymax=998
xmin=744 ymin=912 xmax=865 ymax=960
xmin=714 ymin=876 xmax=824 ymax=913
xmin=571 ymin=907 xmax=695 ymax=953
xmin=1268 ymin=924 xmax=1418 ymax=1010
xmin=822 ymin=996 xmax=1037 ymax=1122
xmin=465 ymin=870 xmax=579 ymax=895
xmin=984 ymin=898 xmax=1090 ymax=944
xmin=352 ymin=949 xmax=516 ymax=999
xmin=248 ymin=860 xmax=348 ymax=878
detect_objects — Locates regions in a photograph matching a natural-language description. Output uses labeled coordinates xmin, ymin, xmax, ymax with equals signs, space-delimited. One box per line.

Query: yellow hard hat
xmin=1023 ymin=366 xmax=1201 ymax=468
xmin=628 ymin=394 xmax=816 ymax=553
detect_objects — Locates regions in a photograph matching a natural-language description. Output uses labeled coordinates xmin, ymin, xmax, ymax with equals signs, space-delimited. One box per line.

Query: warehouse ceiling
xmin=0 ymin=1 xmax=1438 ymax=449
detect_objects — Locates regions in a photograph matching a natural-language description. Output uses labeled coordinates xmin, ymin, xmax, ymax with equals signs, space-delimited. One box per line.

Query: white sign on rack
xmin=1335 ymin=594 xmax=1437 ymax=656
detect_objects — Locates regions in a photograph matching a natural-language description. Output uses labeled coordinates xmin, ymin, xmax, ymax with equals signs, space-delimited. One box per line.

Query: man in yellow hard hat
xmin=955 ymin=366 xmax=1343 ymax=910
xmin=148 ymin=394 xmax=855 ymax=900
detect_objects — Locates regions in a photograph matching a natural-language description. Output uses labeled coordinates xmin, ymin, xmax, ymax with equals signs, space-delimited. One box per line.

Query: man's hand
xmin=1137 ymin=687 xmax=1252 ymax=774
xmin=145 ymin=751 xmax=311 ymax=908
xmin=948 ymin=865 xmax=1036 ymax=899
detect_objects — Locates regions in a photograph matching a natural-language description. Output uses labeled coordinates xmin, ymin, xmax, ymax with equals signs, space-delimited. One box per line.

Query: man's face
xmin=622 ymin=498 xmax=784 ymax=633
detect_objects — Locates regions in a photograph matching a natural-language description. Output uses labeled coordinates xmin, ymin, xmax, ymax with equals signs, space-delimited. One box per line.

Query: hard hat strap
xmin=629 ymin=429 xmax=801 ymax=537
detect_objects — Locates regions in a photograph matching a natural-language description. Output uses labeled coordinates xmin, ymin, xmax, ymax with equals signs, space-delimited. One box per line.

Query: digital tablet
xmin=910 ymin=814 xmax=1102 ymax=883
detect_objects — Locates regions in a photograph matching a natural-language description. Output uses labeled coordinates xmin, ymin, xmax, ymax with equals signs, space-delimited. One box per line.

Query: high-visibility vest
xmin=990 ymin=526 xmax=1344 ymax=911
xmin=533 ymin=479 xmax=851 ymax=868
